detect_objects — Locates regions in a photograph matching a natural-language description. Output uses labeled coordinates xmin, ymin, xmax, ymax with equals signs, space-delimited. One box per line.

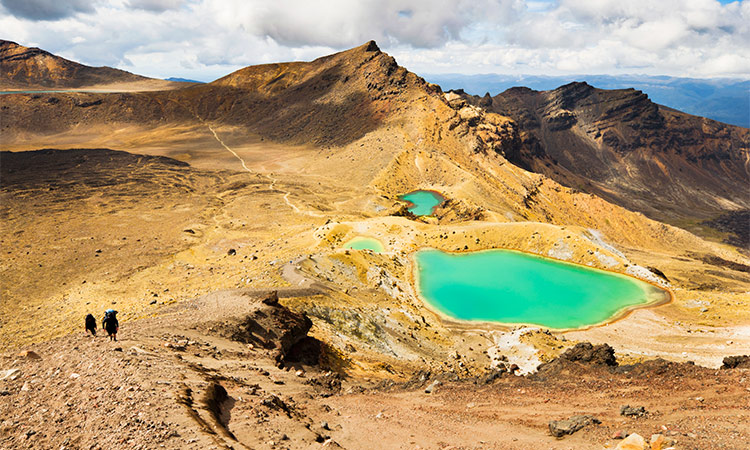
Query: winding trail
xmin=201 ymin=119 xmax=322 ymax=218
xmin=206 ymin=124 xmax=252 ymax=173
xmin=264 ymin=172 xmax=305 ymax=214
xmin=284 ymin=191 xmax=304 ymax=214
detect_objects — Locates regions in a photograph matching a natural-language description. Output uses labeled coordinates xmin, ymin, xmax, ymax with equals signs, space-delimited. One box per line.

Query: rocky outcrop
xmin=721 ymin=355 xmax=750 ymax=369
xmin=443 ymin=90 xmax=521 ymax=156
xmin=620 ymin=405 xmax=647 ymax=417
xmin=455 ymin=82 xmax=750 ymax=235
xmin=200 ymin=291 xmax=313 ymax=365
xmin=533 ymin=342 xmax=618 ymax=380
xmin=557 ymin=342 xmax=617 ymax=366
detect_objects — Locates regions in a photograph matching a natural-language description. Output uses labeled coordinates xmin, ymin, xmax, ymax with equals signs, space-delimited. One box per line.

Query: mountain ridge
xmin=426 ymin=73 xmax=750 ymax=128
xmin=452 ymin=81 xmax=750 ymax=238
xmin=2 ymin=41 xmax=748 ymax=243
xmin=0 ymin=39 xmax=189 ymax=90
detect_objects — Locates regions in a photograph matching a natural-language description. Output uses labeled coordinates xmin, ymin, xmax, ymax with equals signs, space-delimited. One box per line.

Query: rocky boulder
xmin=548 ymin=415 xmax=600 ymax=438
xmin=615 ymin=433 xmax=647 ymax=450
xmin=17 ymin=350 xmax=41 ymax=360
xmin=0 ymin=369 xmax=21 ymax=381
xmin=721 ymin=355 xmax=750 ymax=369
xmin=559 ymin=342 xmax=617 ymax=366
xmin=535 ymin=342 xmax=618 ymax=379
xmin=620 ymin=405 xmax=647 ymax=417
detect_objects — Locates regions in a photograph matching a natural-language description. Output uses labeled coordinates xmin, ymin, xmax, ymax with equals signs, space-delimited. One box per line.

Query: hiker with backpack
xmin=102 ymin=309 xmax=119 ymax=342
xmin=84 ymin=313 xmax=97 ymax=336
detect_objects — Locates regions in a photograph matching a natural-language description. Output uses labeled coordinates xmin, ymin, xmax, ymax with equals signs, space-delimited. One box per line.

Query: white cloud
xmin=619 ymin=18 xmax=689 ymax=51
xmin=1 ymin=0 xmax=748 ymax=80
xmin=207 ymin=0 xmax=520 ymax=49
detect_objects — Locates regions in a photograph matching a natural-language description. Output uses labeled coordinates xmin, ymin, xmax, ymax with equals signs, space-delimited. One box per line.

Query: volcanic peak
xmin=456 ymin=79 xmax=750 ymax=229
xmin=209 ymin=39 xmax=401 ymax=94
xmin=0 ymin=39 xmax=150 ymax=89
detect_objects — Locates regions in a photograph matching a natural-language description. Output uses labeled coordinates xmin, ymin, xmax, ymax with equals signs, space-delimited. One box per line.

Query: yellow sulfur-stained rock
xmin=616 ymin=433 xmax=646 ymax=450
xmin=17 ymin=350 xmax=41 ymax=360
xmin=650 ymin=433 xmax=665 ymax=450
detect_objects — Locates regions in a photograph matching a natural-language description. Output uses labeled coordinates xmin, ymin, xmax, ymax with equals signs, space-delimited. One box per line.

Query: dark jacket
xmin=103 ymin=316 xmax=119 ymax=334
xmin=85 ymin=314 xmax=97 ymax=330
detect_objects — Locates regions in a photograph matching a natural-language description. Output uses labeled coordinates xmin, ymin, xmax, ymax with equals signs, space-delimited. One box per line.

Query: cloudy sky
xmin=1 ymin=0 xmax=748 ymax=82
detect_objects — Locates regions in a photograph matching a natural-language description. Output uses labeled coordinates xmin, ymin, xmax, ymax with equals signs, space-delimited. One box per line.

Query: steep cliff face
xmin=465 ymin=82 xmax=750 ymax=225
xmin=441 ymin=90 xmax=521 ymax=156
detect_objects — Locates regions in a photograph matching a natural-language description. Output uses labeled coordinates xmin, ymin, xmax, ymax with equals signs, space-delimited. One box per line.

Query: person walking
xmin=84 ymin=313 xmax=97 ymax=336
xmin=102 ymin=309 xmax=119 ymax=342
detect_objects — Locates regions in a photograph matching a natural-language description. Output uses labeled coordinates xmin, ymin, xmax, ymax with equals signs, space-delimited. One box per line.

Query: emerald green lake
xmin=415 ymin=249 xmax=668 ymax=329
xmin=400 ymin=190 xmax=444 ymax=216
xmin=344 ymin=237 xmax=384 ymax=252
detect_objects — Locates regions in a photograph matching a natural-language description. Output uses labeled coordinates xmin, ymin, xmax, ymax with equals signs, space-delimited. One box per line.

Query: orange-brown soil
xmin=2 ymin=291 xmax=748 ymax=450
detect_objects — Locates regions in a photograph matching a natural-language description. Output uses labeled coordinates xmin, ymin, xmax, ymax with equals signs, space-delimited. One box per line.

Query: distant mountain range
xmin=425 ymin=73 xmax=750 ymax=128
xmin=165 ymin=77 xmax=204 ymax=83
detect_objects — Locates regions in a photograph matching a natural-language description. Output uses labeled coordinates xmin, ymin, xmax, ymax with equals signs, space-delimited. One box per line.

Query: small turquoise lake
xmin=415 ymin=249 xmax=668 ymax=329
xmin=400 ymin=190 xmax=444 ymax=216
xmin=344 ymin=237 xmax=384 ymax=252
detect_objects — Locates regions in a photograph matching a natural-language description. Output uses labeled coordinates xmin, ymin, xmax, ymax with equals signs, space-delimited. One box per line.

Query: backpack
xmin=102 ymin=309 xmax=117 ymax=327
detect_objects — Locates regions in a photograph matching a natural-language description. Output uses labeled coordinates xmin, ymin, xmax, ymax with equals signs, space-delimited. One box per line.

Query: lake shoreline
xmin=411 ymin=246 xmax=673 ymax=332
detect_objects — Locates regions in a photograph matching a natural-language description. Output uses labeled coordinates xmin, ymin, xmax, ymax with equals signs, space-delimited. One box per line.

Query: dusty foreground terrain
xmin=2 ymin=290 xmax=749 ymax=450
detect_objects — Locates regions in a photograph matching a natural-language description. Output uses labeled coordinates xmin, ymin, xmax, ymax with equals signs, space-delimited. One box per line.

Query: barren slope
xmin=457 ymin=83 xmax=750 ymax=245
xmin=2 ymin=291 xmax=749 ymax=450
xmin=0 ymin=39 xmax=189 ymax=91
xmin=0 ymin=41 xmax=432 ymax=149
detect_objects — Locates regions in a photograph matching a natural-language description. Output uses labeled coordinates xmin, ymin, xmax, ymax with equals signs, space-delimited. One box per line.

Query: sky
xmin=1 ymin=0 xmax=748 ymax=82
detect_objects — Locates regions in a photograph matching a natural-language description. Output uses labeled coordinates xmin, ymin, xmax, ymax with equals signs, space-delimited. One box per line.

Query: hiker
xmin=84 ymin=313 xmax=97 ymax=336
xmin=102 ymin=309 xmax=119 ymax=342
xmin=101 ymin=309 xmax=115 ymax=330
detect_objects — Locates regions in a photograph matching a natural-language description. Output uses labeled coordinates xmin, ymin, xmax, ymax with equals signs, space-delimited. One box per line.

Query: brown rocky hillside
xmin=0 ymin=41 xmax=431 ymax=146
xmin=5 ymin=43 xmax=747 ymax=248
xmin=189 ymin=40 xmax=431 ymax=147
xmin=0 ymin=39 xmax=187 ymax=90
xmin=455 ymin=83 xmax=750 ymax=244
